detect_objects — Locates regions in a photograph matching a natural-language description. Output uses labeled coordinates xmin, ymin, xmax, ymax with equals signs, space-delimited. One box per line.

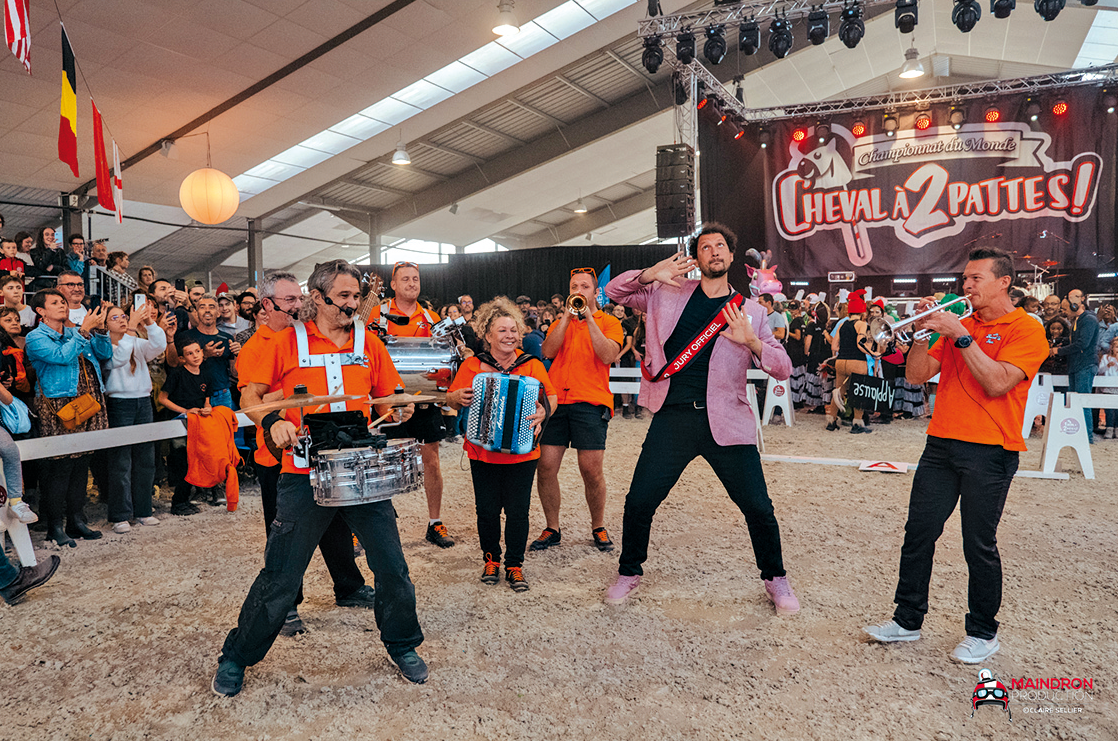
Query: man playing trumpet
xmin=533 ymin=267 xmax=624 ymax=553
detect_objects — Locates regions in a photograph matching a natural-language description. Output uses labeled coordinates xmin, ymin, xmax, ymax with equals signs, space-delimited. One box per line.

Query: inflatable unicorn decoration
xmin=744 ymin=249 xmax=783 ymax=299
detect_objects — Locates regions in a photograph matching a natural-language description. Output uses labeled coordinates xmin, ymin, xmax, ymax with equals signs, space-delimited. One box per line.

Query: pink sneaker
xmin=604 ymin=573 xmax=641 ymax=605
xmin=764 ymin=576 xmax=800 ymax=615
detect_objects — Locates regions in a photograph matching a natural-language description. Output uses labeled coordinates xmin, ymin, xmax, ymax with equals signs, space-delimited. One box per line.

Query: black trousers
xmin=469 ymin=459 xmax=538 ymax=568
xmin=618 ymin=404 xmax=785 ymax=579
xmin=221 ymin=474 xmax=423 ymax=667
xmin=893 ymin=436 xmax=1018 ymax=640
xmin=39 ymin=453 xmax=92 ymax=524
xmin=253 ymin=460 xmax=365 ymax=602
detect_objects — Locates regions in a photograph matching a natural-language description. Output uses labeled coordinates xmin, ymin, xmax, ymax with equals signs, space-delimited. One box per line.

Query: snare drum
xmin=310 ymin=439 xmax=424 ymax=507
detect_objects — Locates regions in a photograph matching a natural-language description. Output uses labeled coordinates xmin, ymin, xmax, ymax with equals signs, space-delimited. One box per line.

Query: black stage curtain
xmin=362 ymin=244 xmax=677 ymax=306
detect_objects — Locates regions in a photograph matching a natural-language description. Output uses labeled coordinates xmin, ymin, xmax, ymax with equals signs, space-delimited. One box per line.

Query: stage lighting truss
xmin=642 ymin=35 xmax=664 ymax=74
xmin=838 ymin=2 xmax=865 ymax=49
xmin=953 ymin=0 xmax=981 ymax=31
xmin=950 ymin=105 xmax=966 ymax=129
xmin=915 ymin=112 xmax=932 ymax=130
xmin=1034 ymin=0 xmax=1064 ymax=21
xmin=990 ymin=0 xmax=1015 ymax=18
xmin=882 ymin=112 xmax=899 ymax=136
xmin=677 ymin=30 xmax=697 ymax=65
xmin=984 ymin=105 xmax=1001 ymax=122
xmin=895 ymin=0 xmax=918 ymax=33
xmin=807 ymin=7 xmax=830 ymax=45
xmin=704 ymin=25 xmax=728 ymax=64
xmin=769 ymin=14 xmax=794 ymax=58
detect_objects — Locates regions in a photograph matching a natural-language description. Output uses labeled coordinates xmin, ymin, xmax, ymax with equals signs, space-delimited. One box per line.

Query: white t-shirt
xmin=18 ymin=305 xmax=35 ymax=327
xmin=69 ymin=306 xmax=88 ymax=325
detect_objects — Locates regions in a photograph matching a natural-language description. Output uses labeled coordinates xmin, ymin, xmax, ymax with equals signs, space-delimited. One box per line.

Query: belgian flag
xmin=58 ymin=24 xmax=78 ymax=177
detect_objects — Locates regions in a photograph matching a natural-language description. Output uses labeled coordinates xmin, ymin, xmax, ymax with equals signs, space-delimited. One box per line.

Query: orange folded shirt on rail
xmin=186 ymin=405 xmax=242 ymax=511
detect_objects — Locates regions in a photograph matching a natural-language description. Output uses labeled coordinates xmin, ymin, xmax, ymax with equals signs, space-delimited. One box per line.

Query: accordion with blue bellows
xmin=466 ymin=372 xmax=544 ymax=455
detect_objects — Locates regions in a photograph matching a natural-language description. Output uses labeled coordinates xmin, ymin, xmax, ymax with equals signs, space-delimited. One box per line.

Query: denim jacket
xmin=25 ymin=323 xmax=113 ymax=398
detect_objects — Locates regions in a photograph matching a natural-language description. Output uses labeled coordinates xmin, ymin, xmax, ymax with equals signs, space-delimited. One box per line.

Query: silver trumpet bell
xmin=869 ymin=295 xmax=973 ymax=344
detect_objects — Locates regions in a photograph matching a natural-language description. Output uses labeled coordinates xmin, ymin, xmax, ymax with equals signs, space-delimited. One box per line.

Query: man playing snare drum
xmin=212 ymin=260 xmax=428 ymax=696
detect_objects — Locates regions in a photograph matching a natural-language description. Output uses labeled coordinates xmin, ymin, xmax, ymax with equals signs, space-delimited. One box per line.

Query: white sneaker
xmin=137 ymin=516 xmax=160 ymax=526
xmin=8 ymin=501 xmax=38 ymax=524
xmin=952 ymin=635 xmax=1000 ymax=664
xmin=111 ymin=521 xmax=131 ymax=534
xmin=863 ymin=619 xmax=922 ymax=642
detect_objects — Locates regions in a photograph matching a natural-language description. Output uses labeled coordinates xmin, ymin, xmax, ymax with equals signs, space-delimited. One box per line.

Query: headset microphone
xmin=322 ymin=295 xmax=356 ymax=317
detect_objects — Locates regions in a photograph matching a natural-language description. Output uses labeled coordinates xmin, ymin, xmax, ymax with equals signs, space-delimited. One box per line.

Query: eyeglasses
xmin=571 ymin=267 xmax=597 ymax=280
xmin=57 ymin=281 xmax=84 ymax=288
xmin=392 ymin=261 xmax=418 ymax=277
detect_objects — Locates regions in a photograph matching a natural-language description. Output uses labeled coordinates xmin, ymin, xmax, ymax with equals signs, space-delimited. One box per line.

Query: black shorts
xmin=539 ymin=402 xmax=610 ymax=451
xmin=384 ymin=404 xmax=446 ymax=444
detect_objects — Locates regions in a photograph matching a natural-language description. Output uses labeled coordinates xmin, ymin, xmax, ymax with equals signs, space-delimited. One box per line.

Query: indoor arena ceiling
xmin=0 ymin=0 xmax=1115 ymax=287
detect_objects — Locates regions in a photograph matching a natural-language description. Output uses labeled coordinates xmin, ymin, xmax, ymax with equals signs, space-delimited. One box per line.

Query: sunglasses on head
xmin=571 ymin=267 xmax=597 ymax=281
xmin=392 ymin=261 xmax=418 ymax=277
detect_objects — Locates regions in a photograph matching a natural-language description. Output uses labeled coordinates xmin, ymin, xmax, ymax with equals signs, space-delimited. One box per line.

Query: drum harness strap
xmin=294 ymin=317 xmax=367 ymax=412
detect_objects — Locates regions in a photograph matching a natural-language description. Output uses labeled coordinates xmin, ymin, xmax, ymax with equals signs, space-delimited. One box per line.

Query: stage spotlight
xmin=647 ymin=0 xmax=661 ymax=16
xmin=641 ymin=35 xmax=664 ymax=74
xmin=735 ymin=79 xmax=745 ymax=104
xmin=733 ymin=125 xmax=746 ymax=140
xmin=807 ymin=7 xmax=830 ymax=46
xmin=677 ymin=30 xmax=696 ymax=65
xmin=915 ymin=112 xmax=932 ymax=130
xmin=1052 ymin=99 xmax=1068 ymax=116
xmin=895 ymin=0 xmax=918 ymax=33
xmin=838 ymin=3 xmax=865 ymax=49
xmin=759 ymin=128 xmax=772 ymax=148
xmin=704 ymin=26 xmax=727 ymax=64
xmin=1025 ymin=97 xmax=1041 ymax=121
xmin=953 ymin=0 xmax=981 ymax=32
xmin=991 ymin=0 xmax=1015 ymax=17
xmin=1103 ymin=91 xmax=1117 ymax=114
xmin=950 ymin=106 xmax=966 ymax=129
xmin=883 ymin=113 xmax=899 ymax=136
xmin=792 ymin=127 xmax=808 ymax=142
xmin=1034 ymin=0 xmax=1064 ymax=21
xmin=985 ymin=105 xmax=1001 ymax=122
xmin=740 ymin=19 xmax=761 ymax=55
xmin=851 ymin=120 xmax=867 ymax=136
xmin=673 ymin=74 xmax=689 ymax=106
xmin=769 ymin=16 xmax=794 ymax=59
xmin=695 ymin=80 xmax=708 ymax=110
xmin=816 ymin=122 xmax=831 ymax=143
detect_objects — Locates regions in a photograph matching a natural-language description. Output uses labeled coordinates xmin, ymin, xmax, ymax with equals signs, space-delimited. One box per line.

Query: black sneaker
xmin=592 ymin=527 xmax=615 ymax=552
xmin=505 ymin=566 xmax=530 ymax=592
xmin=825 ymin=421 xmax=839 ymax=431
xmin=481 ymin=555 xmax=500 ymax=584
xmin=0 ymin=555 xmax=60 ymax=605
xmin=336 ymin=584 xmax=376 ymax=609
xmin=529 ymin=528 xmax=561 ymax=551
xmin=279 ymin=609 xmax=306 ymax=637
xmin=425 ymin=522 xmax=455 ymax=548
xmin=851 ymin=424 xmax=873 ymax=434
xmin=622 ymin=406 xmax=633 ymax=419
xmin=211 ymin=659 xmax=245 ymax=697
xmin=209 ymin=488 xmax=226 ymax=506
xmin=170 ymin=502 xmax=200 ymax=516
xmin=390 ymin=650 xmax=429 ymax=684
xmin=633 ymin=406 xmax=644 ymax=419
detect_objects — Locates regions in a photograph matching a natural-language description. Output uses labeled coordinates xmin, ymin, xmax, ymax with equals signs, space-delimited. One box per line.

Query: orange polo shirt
xmin=926 ymin=306 xmax=1048 ymax=451
xmin=448 ymin=352 xmax=557 ymax=464
xmin=255 ymin=321 xmax=404 ymax=474
xmin=236 ymin=324 xmax=280 ymax=467
xmin=384 ymin=299 xmax=438 ymax=337
xmin=545 ymin=310 xmax=623 ymax=412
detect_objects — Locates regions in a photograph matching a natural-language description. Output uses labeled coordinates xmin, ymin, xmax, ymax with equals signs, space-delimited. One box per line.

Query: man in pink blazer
xmin=602 ymin=223 xmax=799 ymax=613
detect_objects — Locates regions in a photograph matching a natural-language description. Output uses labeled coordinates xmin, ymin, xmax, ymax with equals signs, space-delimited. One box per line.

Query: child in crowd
xmin=157 ymin=339 xmax=216 ymax=515
xmin=1 ymin=275 xmax=35 ymax=328
xmin=1099 ymin=337 xmax=1118 ymax=439
xmin=0 ymin=238 xmax=27 ymax=288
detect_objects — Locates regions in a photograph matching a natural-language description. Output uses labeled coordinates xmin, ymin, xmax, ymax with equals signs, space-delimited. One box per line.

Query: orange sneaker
xmin=592 ymin=527 xmax=614 ymax=552
xmin=505 ymin=566 xmax=530 ymax=592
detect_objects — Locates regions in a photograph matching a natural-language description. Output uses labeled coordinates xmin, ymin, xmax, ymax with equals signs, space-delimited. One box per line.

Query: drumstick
xmin=370 ymin=410 xmax=394 ymax=427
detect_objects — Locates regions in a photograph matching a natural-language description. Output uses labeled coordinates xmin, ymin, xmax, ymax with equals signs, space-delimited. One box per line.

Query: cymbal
xmin=1020 ymin=254 xmax=1036 ymax=260
xmin=1041 ymin=260 xmax=1059 ymax=266
xmin=1048 ymin=273 xmax=1069 ymax=279
xmin=240 ymin=393 xmax=363 ymax=415
xmin=368 ymin=392 xmax=437 ymax=406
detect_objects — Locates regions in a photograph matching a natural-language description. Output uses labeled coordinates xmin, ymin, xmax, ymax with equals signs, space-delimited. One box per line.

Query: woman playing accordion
xmin=447 ymin=298 xmax=557 ymax=593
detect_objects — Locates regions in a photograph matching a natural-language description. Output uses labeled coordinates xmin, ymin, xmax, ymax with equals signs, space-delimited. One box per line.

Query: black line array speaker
xmin=655 ymin=143 xmax=695 ymax=239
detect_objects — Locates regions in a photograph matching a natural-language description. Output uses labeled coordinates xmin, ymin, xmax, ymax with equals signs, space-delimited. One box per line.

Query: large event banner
xmin=701 ymin=85 xmax=1117 ymax=278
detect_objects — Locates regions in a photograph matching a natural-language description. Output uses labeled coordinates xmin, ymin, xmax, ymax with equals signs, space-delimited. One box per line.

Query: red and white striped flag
xmin=111 ymin=139 xmax=123 ymax=223
xmin=4 ymin=0 xmax=31 ymax=74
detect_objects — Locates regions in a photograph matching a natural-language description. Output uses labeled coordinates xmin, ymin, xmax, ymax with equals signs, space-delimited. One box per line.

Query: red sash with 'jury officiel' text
xmin=642 ymin=292 xmax=743 ymax=383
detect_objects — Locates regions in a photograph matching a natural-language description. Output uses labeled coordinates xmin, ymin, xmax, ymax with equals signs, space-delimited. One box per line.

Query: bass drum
xmin=380 ymin=336 xmax=460 ymax=393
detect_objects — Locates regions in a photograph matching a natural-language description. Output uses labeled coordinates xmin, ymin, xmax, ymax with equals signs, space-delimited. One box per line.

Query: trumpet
xmin=869 ymin=295 xmax=973 ymax=344
xmin=565 ymin=293 xmax=588 ymax=315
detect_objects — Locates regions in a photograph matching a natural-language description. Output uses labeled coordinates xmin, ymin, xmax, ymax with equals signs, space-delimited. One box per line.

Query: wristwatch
xmin=954 ymin=334 xmax=974 ymax=349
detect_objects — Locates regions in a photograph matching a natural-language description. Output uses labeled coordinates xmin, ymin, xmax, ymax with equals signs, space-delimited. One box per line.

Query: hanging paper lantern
xmin=179 ymin=167 xmax=239 ymax=224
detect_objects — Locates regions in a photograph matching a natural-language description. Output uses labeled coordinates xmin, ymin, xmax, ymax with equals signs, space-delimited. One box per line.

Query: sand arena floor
xmin=2 ymin=412 xmax=1115 ymax=740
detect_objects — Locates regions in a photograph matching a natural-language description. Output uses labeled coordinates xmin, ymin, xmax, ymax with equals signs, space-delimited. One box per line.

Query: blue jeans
xmin=220 ymin=474 xmax=423 ymax=666
xmin=0 ymin=547 xmax=18 ymax=588
xmin=106 ymin=396 xmax=156 ymax=522
xmin=210 ymin=387 xmax=233 ymax=410
xmin=0 ymin=425 xmax=23 ymax=499
xmin=1068 ymin=368 xmax=1097 ymax=443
